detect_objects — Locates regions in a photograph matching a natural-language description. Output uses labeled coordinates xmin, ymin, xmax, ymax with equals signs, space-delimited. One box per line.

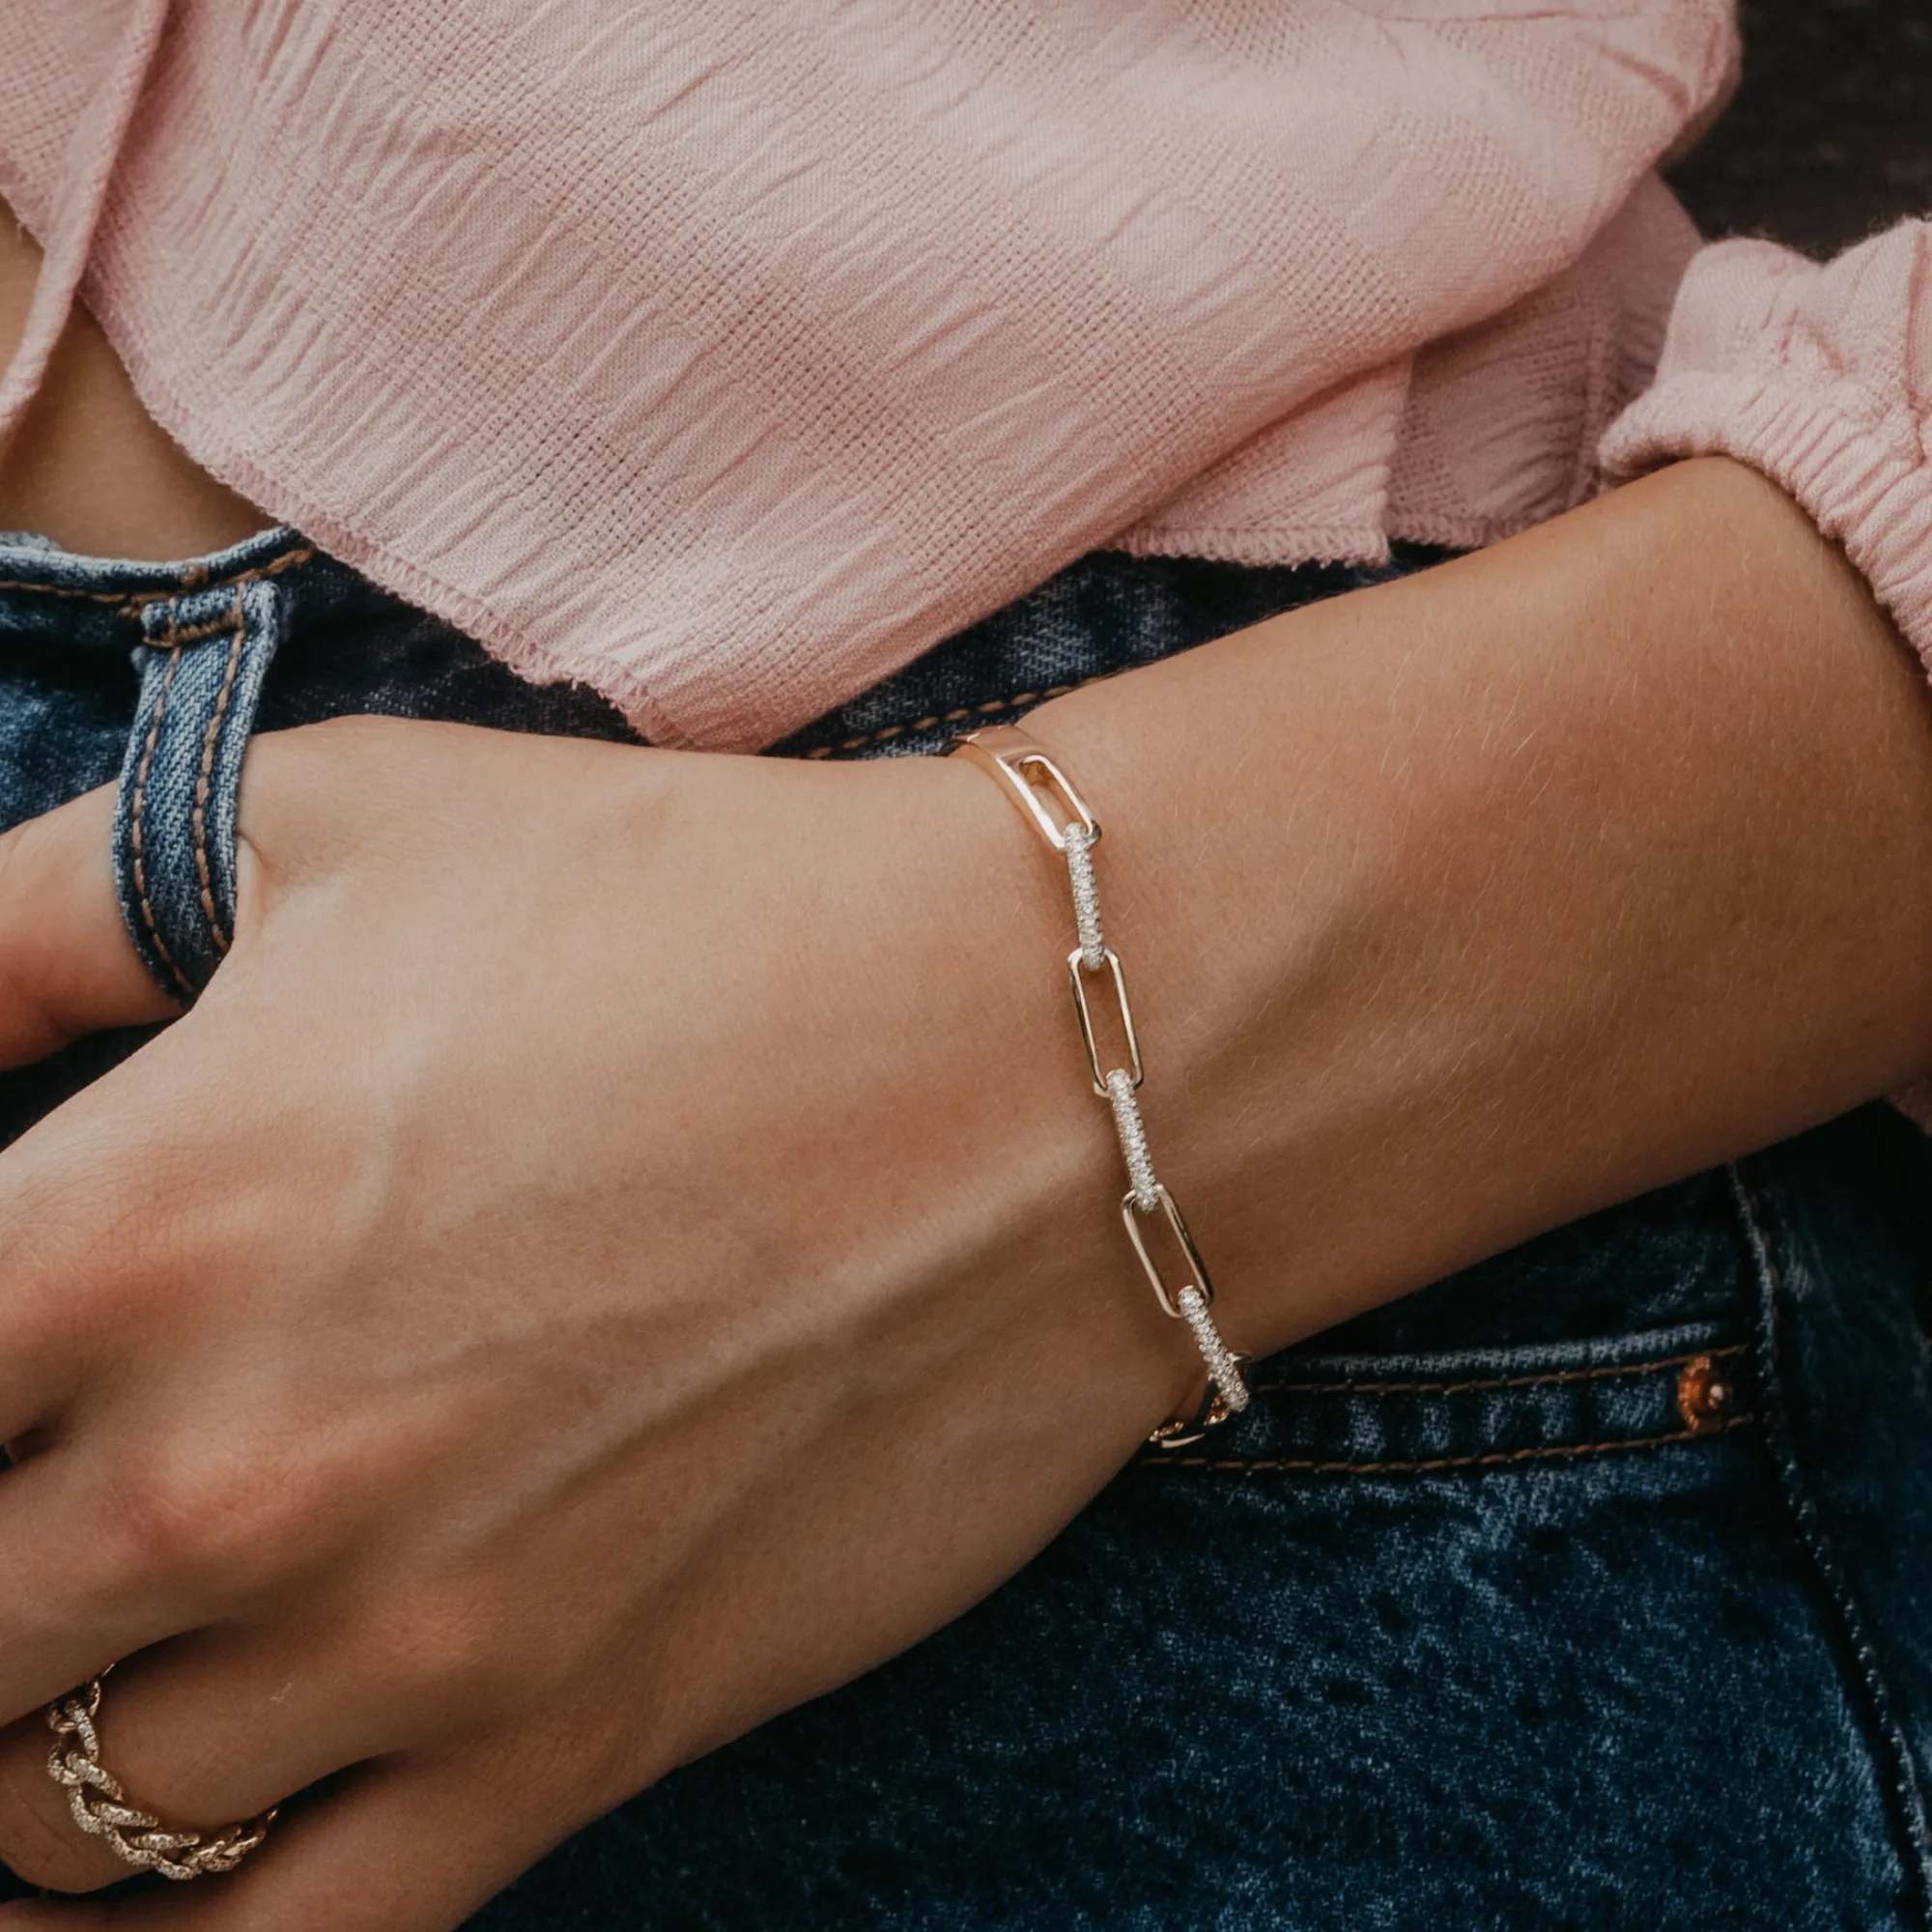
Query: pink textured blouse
xmin=0 ymin=6 xmax=1928 ymax=749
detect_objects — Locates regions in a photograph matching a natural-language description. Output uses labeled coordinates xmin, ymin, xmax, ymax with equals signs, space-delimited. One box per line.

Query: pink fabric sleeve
xmin=0 ymin=1 xmax=1738 ymax=752
xmin=1601 ymin=222 xmax=1932 ymax=1126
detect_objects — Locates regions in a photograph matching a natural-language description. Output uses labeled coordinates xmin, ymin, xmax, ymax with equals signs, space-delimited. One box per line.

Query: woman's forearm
xmin=1009 ymin=457 xmax=1932 ymax=1352
xmin=0 ymin=454 xmax=1925 ymax=1905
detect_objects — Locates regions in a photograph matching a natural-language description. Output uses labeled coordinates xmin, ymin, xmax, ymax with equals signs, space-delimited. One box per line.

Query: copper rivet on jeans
xmin=1677 ymin=1354 xmax=1732 ymax=1434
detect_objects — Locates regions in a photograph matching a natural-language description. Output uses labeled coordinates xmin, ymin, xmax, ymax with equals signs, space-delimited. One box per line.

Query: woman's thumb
xmin=0 ymin=782 xmax=179 ymax=1066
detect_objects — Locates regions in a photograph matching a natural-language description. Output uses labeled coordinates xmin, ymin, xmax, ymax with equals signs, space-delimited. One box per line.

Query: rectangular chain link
xmin=951 ymin=724 xmax=1250 ymax=1429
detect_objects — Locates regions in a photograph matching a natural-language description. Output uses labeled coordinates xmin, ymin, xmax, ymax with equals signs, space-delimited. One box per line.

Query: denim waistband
xmin=0 ymin=525 xmax=313 ymax=646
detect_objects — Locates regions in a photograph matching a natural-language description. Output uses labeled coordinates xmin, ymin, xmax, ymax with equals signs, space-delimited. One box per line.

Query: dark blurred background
xmin=1669 ymin=0 xmax=1929 ymax=254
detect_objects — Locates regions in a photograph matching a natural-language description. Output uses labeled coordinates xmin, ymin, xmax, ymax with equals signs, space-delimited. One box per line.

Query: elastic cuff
xmin=1602 ymin=370 xmax=1932 ymax=686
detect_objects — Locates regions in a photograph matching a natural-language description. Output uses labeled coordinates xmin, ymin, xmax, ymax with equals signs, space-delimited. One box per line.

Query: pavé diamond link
xmin=44 ymin=1675 xmax=275 ymax=1880
xmin=1106 ymin=1067 xmax=1159 ymax=1211
xmin=952 ymin=724 xmax=1249 ymax=1430
xmin=1064 ymin=823 xmax=1107 ymax=971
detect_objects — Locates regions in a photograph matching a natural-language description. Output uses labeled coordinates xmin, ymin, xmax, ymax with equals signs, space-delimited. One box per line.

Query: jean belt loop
xmin=112 ymin=576 xmax=288 ymax=1004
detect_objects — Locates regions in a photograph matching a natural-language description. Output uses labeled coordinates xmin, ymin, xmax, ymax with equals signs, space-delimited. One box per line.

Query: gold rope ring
xmin=43 ymin=1676 xmax=276 ymax=1881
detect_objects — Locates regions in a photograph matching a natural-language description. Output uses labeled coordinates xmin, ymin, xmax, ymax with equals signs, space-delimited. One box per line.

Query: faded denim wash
xmin=1 ymin=526 xmax=1930 ymax=1928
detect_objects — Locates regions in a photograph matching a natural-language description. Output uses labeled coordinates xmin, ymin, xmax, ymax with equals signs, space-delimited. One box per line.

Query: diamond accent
xmin=1178 ymin=1286 xmax=1250 ymax=1412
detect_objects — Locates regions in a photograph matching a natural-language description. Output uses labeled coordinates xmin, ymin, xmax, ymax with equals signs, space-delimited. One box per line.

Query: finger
xmin=0 ymin=1051 xmax=316 ymax=1708
xmin=0 ymin=1732 xmax=604 ymax=1932
xmin=0 ymin=1706 xmax=128 ymax=1897
xmin=0 ymin=1045 xmax=216 ymax=1520
xmin=0 ymin=1610 xmax=428 ymax=1894
xmin=0 ymin=784 xmax=178 ymax=1069
xmin=0 ymin=1448 xmax=208 ymax=1738
xmin=0 ymin=1089 xmax=173 ymax=1451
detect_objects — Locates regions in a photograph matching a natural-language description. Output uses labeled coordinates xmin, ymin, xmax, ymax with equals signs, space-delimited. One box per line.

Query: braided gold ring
xmin=43 ymin=1676 xmax=276 ymax=1881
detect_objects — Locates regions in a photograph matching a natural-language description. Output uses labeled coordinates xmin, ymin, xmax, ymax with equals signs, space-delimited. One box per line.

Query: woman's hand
xmin=0 ymin=454 xmax=1928 ymax=1929
xmin=0 ymin=722 xmax=1191 ymax=1925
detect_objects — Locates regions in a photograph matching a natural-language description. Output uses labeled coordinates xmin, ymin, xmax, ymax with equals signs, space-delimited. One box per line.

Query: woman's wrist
xmin=635 ymin=448 xmax=1932 ymax=1452
xmin=616 ymin=737 xmax=1204 ymax=1438
xmin=1024 ymin=458 xmax=1932 ymax=1358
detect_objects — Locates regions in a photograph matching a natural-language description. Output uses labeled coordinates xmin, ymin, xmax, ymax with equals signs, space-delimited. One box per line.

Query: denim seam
xmin=1250 ymin=1343 xmax=1744 ymax=1400
xmin=126 ymin=641 xmax=196 ymax=1004
xmin=799 ymin=681 xmax=1090 ymax=756
xmin=190 ymin=591 xmax=247 ymax=955
xmin=0 ymin=544 xmax=313 ymax=611
xmin=1729 ymin=1164 xmax=1932 ymax=1928
xmin=144 ymin=611 xmax=244 ymax=646
xmin=1144 ymin=1412 xmax=1754 ymax=1476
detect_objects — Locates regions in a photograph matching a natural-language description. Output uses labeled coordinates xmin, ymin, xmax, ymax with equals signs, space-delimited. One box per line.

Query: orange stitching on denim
xmin=130 ymin=546 xmax=312 ymax=615
xmin=799 ymin=679 xmax=1092 ymax=757
xmin=128 ymin=642 xmax=196 ymax=1004
xmin=1248 ymin=1343 xmax=1746 ymax=1401
xmin=191 ymin=590 xmax=248 ymax=954
xmin=0 ymin=578 xmax=144 ymax=605
xmin=152 ymin=613 xmax=242 ymax=645
xmin=1145 ymin=1411 xmax=1754 ymax=1477
xmin=0 ymin=544 xmax=313 ymax=612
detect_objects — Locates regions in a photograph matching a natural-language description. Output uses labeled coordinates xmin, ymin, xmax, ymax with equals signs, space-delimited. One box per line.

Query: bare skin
xmin=0 ymin=201 xmax=1929 ymax=1928
xmin=0 ymin=208 xmax=263 ymax=557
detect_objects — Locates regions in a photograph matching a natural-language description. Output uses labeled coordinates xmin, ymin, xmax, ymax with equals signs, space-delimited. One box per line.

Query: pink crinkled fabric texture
xmin=1600 ymin=220 xmax=1932 ymax=1127
xmin=0 ymin=0 xmax=1735 ymax=751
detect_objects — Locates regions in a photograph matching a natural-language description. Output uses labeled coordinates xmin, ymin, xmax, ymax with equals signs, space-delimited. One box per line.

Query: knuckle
xmin=89 ymin=1462 xmax=213 ymax=1593
xmin=91 ymin=1440 xmax=314 ymax=1601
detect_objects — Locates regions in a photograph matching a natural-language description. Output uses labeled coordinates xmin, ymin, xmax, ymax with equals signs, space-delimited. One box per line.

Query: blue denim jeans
xmin=2 ymin=526 xmax=1930 ymax=1927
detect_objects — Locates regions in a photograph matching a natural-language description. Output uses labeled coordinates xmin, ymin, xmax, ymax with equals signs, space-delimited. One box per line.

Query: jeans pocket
xmin=1140 ymin=1321 xmax=1752 ymax=1478
xmin=570 ymin=1282 xmax=1912 ymax=1931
